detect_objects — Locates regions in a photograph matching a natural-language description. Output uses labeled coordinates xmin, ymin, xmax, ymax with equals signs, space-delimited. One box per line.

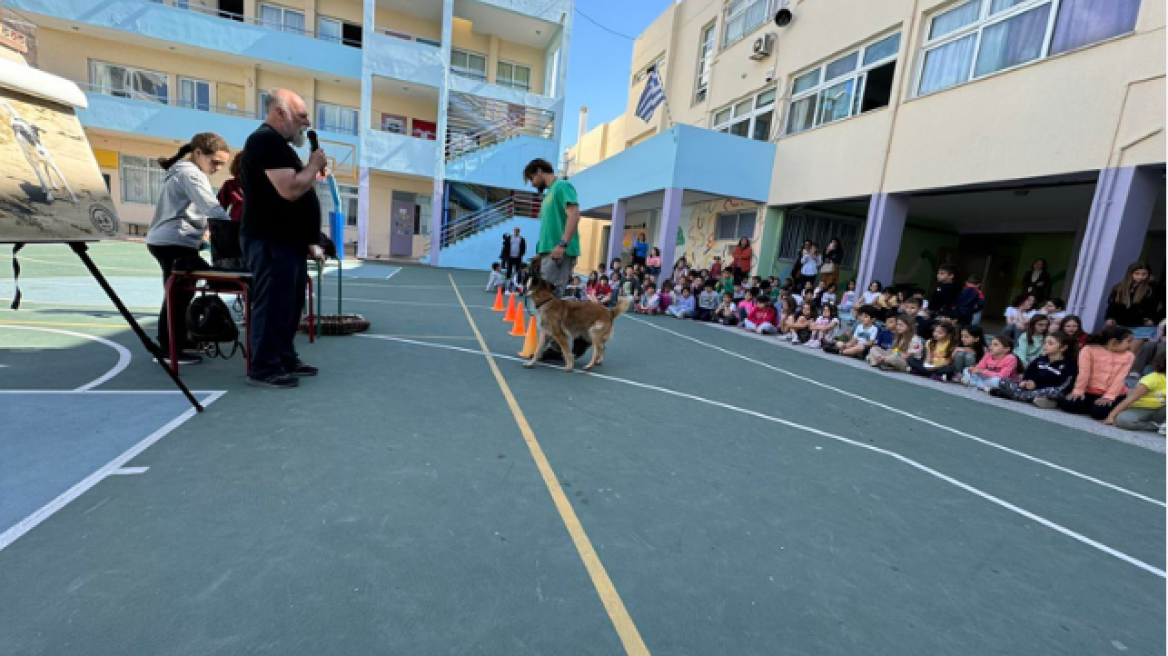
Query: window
xmin=916 ymin=0 xmax=1140 ymax=97
xmin=120 ymin=155 xmax=165 ymax=205
xmin=716 ymin=210 xmax=757 ymax=241
xmin=496 ymin=61 xmax=532 ymax=91
xmin=316 ymin=102 xmax=359 ymax=135
xmin=713 ymin=88 xmax=777 ymax=141
xmin=785 ymin=32 xmax=900 ymax=136
xmin=259 ymin=3 xmax=305 ymax=34
xmin=693 ymin=22 xmax=716 ymax=103
xmin=723 ymin=0 xmax=773 ymax=50
xmin=317 ymin=182 xmax=359 ymax=227
xmin=318 ymin=16 xmax=362 ymax=47
xmin=177 ymin=77 xmax=211 ymax=111
xmin=90 ymin=61 xmax=168 ymax=103
xmin=632 ymin=56 xmax=665 ymax=85
xmin=451 ymin=49 xmax=487 ymax=81
xmin=776 ymin=211 xmax=862 ymax=269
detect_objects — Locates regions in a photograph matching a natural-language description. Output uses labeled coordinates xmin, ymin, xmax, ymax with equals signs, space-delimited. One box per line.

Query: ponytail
xmin=158 ymin=143 xmax=194 ymax=170
xmin=1087 ymin=325 xmax=1132 ymax=347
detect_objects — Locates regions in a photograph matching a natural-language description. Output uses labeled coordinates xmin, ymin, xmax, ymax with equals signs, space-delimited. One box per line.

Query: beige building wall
xmin=365 ymin=172 xmax=436 ymax=259
xmin=374 ymin=8 xmax=441 ymax=40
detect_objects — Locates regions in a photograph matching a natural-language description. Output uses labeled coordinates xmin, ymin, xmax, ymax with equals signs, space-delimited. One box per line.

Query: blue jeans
xmin=243 ymin=237 xmax=307 ymax=378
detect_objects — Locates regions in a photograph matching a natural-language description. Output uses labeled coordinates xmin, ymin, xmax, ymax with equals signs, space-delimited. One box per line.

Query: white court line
xmin=628 ymin=318 xmax=1167 ymax=509
xmin=0 ymin=391 xmax=226 ymax=552
xmin=9 ymin=255 xmax=158 ymax=274
xmin=360 ymin=333 xmax=1167 ymax=579
xmin=0 ymin=324 xmax=131 ymax=391
xmin=111 ymin=467 xmax=149 ymax=475
xmin=385 ymin=267 xmax=401 ymax=281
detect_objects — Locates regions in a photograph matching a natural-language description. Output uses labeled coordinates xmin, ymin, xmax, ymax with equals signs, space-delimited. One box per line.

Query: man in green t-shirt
xmin=523 ymin=158 xmax=580 ymax=298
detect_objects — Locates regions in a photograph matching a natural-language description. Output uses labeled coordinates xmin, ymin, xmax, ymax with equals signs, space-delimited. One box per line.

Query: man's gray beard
xmin=290 ymin=129 xmax=306 ymax=148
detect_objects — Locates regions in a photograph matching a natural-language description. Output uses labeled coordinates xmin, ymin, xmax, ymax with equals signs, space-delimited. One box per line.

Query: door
xmin=390 ymin=192 xmax=415 ymax=256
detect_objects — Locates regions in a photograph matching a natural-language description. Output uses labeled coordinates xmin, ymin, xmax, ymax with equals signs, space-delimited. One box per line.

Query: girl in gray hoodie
xmin=145 ymin=132 xmax=232 ymax=365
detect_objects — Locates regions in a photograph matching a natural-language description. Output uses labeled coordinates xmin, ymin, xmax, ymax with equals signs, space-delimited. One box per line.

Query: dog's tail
xmin=611 ymin=296 xmax=632 ymax=320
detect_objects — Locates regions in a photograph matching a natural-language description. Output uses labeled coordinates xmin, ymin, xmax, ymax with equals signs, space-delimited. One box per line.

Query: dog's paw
xmin=583 ymin=364 xmax=593 ymax=371
xmin=562 ymin=365 xmax=573 ymax=373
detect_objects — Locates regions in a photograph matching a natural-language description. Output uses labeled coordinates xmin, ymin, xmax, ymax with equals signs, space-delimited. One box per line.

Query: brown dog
xmin=524 ymin=279 xmax=630 ymax=372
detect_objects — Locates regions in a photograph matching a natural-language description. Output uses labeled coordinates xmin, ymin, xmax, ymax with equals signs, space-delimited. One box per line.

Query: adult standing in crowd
xmin=500 ymin=226 xmax=526 ymax=280
xmin=632 ymin=233 xmax=649 ymax=267
xmin=145 ymin=132 xmax=232 ymax=367
xmin=240 ymin=88 xmax=326 ymax=389
xmin=820 ymin=238 xmax=843 ymax=289
xmin=732 ymin=237 xmax=753 ymax=284
xmin=798 ymin=242 xmax=822 ymax=290
xmin=1022 ymin=258 xmax=1051 ymax=303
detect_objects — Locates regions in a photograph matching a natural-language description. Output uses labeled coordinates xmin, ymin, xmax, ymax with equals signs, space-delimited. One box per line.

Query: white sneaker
xmin=791 ymin=337 xmax=800 ymax=345
xmin=1159 ymin=424 xmax=1166 ymax=436
xmin=807 ymin=339 xmax=821 ymax=349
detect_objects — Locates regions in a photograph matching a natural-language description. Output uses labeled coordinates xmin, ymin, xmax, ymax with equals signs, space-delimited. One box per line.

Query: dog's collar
xmin=533 ymin=296 xmax=554 ymax=310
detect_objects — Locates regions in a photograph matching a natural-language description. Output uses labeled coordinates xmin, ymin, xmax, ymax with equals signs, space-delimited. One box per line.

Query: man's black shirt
xmin=240 ymin=123 xmax=320 ymax=247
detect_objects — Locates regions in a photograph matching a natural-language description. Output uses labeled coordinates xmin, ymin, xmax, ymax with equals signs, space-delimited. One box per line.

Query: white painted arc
xmin=0 ymin=324 xmax=131 ymax=391
xmin=359 ymin=334 xmax=1166 ymax=579
xmin=629 ymin=318 xmax=1167 ymax=509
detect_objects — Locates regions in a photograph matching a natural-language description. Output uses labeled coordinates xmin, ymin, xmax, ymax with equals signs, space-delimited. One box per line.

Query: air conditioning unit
xmin=750 ymin=33 xmax=775 ymax=60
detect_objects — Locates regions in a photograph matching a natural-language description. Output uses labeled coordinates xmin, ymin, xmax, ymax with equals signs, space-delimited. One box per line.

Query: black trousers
xmin=1059 ymin=393 xmax=1126 ymax=421
xmin=148 ymin=243 xmax=200 ymax=352
xmin=243 ymin=237 xmax=307 ymax=378
xmin=504 ymin=256 xmax=523 ymax=280
xmin=906 ymin=357 xmax=955 ymax=379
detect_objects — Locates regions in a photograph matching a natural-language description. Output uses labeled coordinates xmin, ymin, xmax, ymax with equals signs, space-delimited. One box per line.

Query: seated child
xmin=907 ymin=322 xmax=958 ymax=380
xmin=952 ymin=325 xmax=986 ymax=374
xmin=1105 ymin=352 xmax=1165 ymax=432
xmin=820 ymin=283 xmax=838 ymax=308
xmin=866 ymin=314 xmax=923 ymax=371
xmin=1013 ymin=314 xmax=1050 ymax=367
xmin=709 ymin=256 xmax=723 ymax=279
xmin=825 ymin=305 xmax=879 ymax=358
xmin=719 ymin=269 xmax=735 ymax=295
xmin=658 ymin=281 xmax=674 ymax=312
xmin=737 ymin=289 xmax=757 ymax=323
xmin=806 ymin=304 xmax=840 ymax=349
xmin=781 ymin=303 xmax=814 ymax=344
xmin=744 ymin=295 xmax=778 ymax=334
xmin=995 ymin=332 xmax=1077 ymax=408
xmin=696 ymin=284 xmax=720 ymax=321
xmin=592 ymin=276 xmax=614 ymax=305
xmin=634 ymin=284 xmax=661 ymax=315
xmin=667 ymin=287 xmax=696 ymax=319
xmin=838 ymin=280 xmax=857 ymax=324
xmin=510 ymin=263 xmax=530 ymax=294
xmin=714 ymin=292 xmax=738 ymax=326
xmin=951 ymin=274 xmax=986 ymax=325
xmin=1058 ymin=326 xmax=1136 ymax=420
xmin=486 ymin=262 xmax=506 ymax=292
xmin=962 ymin=335 xmax=1020 ymax=391
xmin=732 ymin=284 xmax=746 ymax=302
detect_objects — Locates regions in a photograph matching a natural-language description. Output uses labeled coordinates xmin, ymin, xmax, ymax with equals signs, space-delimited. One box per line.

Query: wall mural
xmin=680 ymin=197 xmax=763 ymax=272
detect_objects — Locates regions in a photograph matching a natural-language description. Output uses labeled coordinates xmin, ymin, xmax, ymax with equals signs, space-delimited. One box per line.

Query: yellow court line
xmin=448 ymin=275 xmax=650 ymax=656
xmin=0 ymin=319 xmax=153 ymax=330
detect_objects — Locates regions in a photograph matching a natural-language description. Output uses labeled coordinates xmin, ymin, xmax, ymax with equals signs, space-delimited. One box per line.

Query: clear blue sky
xmin=561 ymin=0 xmax=675 ymax=148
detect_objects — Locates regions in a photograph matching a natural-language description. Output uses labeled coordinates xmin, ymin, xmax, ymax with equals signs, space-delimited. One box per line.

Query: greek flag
xmin=635 ymin=67 xmax=665 ymax=123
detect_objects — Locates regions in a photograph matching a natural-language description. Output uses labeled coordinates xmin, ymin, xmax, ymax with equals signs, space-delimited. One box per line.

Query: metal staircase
xmin=445 ymin=92 xmax=555 ymax=162
xmin=439 ymin=194 xmax=540 ymax=248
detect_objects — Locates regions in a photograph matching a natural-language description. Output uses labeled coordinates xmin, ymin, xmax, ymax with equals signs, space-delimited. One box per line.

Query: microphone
xmin=307 ymin=129 xmax=320 ymax=152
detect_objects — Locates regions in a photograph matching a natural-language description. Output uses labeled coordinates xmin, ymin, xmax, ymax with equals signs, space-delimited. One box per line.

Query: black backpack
xmin=186 ymin=294 xmax=241 ymax=358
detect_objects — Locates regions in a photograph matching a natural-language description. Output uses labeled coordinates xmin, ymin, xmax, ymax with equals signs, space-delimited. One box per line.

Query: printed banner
xmin=0 ymin=88 xmax=118 ymax=243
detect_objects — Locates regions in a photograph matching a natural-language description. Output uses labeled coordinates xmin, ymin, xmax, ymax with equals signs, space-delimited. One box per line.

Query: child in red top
xmin=709 ymin=256 xmax=723 ymax=279
xmin=744 ymin=296 xmax=778 ymax=335
xmin=1059 ymin=326 xmax=1136 ymax=420
xmin=962 ymin=335 xmax=1020 ymax=391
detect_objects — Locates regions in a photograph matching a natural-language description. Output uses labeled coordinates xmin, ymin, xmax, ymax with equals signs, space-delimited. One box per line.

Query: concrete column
xmin=1066 ymin=166 xmax=1158 ymax=331
xmin=755 ymin=207 xmax=784 ymax=278
xmin=357 ymin=166 xmax=370 ymax=259
xmin=656 ymin=187 xmax=683 ymax=282
xmin=607 ymin=198 xmax=627 ymax=268
xmin=428 ymin=0 xmax=454 ymax=266
xmin=855 ymin=193 xmax=909 ymax=294
xmin=487 ymin=36 xmax=500 ymax=85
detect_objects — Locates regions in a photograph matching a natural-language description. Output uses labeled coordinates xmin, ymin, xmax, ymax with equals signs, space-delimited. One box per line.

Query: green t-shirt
xmin=536 ymin=178 xmax=581 ymax=257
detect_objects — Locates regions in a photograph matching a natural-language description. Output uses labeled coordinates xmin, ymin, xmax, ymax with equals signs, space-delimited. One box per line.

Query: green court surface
xmin=0 ymin=241 xmax=1164 ymax=655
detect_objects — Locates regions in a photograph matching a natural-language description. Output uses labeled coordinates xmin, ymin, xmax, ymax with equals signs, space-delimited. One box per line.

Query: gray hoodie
xmin=145 ymin=159 xmax=230 ymax=249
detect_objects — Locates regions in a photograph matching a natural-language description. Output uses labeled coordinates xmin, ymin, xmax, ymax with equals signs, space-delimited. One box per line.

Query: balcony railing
xmin=371 ymin=123 xmax=438 ymax=141
xmin=446 ymin=94 xmax=555 ymax=161
xmin=78 ymin=82 xmax=256 ymax=118
xmin=151 ymin=0 xmax=363 ymax=48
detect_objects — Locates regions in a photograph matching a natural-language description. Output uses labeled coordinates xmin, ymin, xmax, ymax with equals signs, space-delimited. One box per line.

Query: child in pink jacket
xmin=963 ymin=335 xmax=1020 ymax=392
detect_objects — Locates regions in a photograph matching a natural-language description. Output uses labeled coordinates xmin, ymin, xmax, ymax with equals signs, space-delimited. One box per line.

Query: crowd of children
xmin=490 ymin=256 xmax=1166 ymax=435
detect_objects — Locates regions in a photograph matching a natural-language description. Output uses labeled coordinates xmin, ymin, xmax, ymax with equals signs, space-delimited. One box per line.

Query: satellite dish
xmin=774 ymin=8 xmax=793 ymax=27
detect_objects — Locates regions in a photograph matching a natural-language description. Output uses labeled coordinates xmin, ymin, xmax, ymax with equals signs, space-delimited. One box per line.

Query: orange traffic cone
xmin=492 ymin=287 xmax=505 ymax=311
xmin=510 ymin=304 xmax=527 ymax=336
xmin=518 ymin=317 xmax=538 ymax=357
xmin=503 ymin=293 xmax=517 ymax=322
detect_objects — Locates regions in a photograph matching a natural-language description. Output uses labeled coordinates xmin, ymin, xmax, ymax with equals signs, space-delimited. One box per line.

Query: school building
xmin=564 ymin=0 xmax=1165 ymax=331
xmin=9 ymin=0 xmax=572 ymax=265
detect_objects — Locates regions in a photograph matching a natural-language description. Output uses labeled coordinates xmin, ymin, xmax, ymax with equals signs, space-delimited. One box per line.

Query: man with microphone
xmin=240 ymin=88 xmax=326 ymax=388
